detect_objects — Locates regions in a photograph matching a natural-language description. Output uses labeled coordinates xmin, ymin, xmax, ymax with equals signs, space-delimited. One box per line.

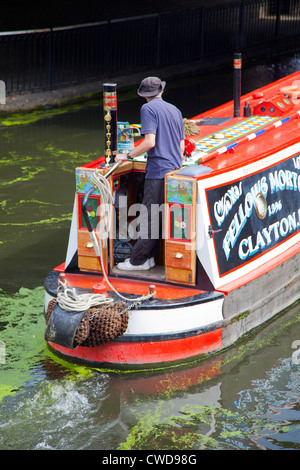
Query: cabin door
xmin=164 ymin=172 xmax=197 ymax=285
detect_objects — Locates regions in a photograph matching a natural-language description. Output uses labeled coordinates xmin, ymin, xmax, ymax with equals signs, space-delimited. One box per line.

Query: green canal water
xmin=0 ymin=55 xmax=300 ymax=450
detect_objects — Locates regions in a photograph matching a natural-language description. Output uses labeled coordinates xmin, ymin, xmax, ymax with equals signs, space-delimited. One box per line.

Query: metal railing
xmin=0 ymin=0 xmax=300 ymax=95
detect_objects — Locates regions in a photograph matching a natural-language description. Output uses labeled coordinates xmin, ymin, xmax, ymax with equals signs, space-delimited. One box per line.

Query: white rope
xmin=90 ymin=170 xmax=114 ymax=249
xmin=57 ymin=278 xmax=113 ymax=312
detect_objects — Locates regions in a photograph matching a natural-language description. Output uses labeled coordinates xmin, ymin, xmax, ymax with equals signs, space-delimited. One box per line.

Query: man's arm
xmin=115 ymin=133 xmax=156 ymax=162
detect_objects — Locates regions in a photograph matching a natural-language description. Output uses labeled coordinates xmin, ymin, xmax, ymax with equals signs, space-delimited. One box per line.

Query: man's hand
xmin=115 ymin=133 xmax=155 ymax=163
xmin=115 ymin=153 xmax=129 ymax=163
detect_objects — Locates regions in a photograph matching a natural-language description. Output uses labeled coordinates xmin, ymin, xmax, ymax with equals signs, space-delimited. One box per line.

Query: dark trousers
xmin=130 ymin=178 xmax=164 ymax=265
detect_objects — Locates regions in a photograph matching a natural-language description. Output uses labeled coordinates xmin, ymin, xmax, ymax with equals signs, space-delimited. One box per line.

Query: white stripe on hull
xmin=124 ymin=298 xmax=224 ymax=336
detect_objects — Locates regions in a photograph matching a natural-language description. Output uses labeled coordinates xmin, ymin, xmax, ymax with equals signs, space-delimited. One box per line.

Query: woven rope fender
xmin=46 ymin=299 xmax=129 ymax=348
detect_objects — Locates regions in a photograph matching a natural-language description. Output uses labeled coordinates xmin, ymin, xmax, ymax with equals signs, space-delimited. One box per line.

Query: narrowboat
xmin=44 ymin=57 xmax=300 ymax=370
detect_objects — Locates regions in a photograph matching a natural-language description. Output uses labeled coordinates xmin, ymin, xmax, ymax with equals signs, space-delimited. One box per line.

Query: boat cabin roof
xmin=188 ymin=70 xmax=300 ymax=175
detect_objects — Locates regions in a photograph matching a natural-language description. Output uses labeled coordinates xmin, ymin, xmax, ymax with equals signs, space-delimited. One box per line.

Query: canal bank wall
xmin=1 ymin=36 xmax=300 ymax=116
xmin=1 ymin=0 xmax=300 ymax=114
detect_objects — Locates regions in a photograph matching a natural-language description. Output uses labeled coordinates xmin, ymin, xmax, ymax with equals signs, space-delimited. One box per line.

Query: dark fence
xmin=1 ymin=0 xmax=300 ymax=94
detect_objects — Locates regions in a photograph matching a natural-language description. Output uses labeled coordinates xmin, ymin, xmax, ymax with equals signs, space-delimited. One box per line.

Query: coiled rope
xmin=56 ymin=277 xmax=114 ymax=312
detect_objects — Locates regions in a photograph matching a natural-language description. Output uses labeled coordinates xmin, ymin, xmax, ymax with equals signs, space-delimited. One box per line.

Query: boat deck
xmin=112 ymin=264 xmax=165 ymax=282
xmin=44 ymin=269 xmax=224 ymax=311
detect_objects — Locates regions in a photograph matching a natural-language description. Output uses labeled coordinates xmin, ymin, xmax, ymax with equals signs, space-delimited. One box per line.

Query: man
xmin=115 ymin=76 xmax=185 ymax=271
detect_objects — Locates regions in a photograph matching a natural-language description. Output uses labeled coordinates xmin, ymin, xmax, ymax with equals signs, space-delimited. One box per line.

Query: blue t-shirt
xmin=140 ymin=97 xmax=184 ymax=179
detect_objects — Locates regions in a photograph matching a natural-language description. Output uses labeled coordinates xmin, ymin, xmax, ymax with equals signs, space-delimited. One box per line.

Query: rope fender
xmin=46 ymin=298 xmax=129 ymax=348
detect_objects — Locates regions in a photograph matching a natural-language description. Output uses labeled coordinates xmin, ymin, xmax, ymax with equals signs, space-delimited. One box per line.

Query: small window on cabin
xmin=169 ymin=204 xmax=191 ymax=241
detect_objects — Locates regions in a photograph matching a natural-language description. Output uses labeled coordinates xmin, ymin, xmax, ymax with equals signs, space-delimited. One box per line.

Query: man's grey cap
xmin=137 ymin=77 xmax=166 ymax=97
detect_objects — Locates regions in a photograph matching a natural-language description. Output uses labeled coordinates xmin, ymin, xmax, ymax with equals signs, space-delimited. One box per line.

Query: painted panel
xmin=194 ymin=115 xmax=276 ymax=153
xmin=169 ymin=204 xmax=191 ymax=241
xmin=76 ymin=168 xmax=101 ymax=195
xmin=78 ymin=194 xmax=100 ymax=230
xmin=167 ymin=178 xmax=193 ymax=204
xmin=206 ymin=152 xmax=300 ymax=276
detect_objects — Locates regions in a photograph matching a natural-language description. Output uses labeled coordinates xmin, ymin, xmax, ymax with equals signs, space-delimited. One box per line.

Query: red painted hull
xmin=48 ymin=327 xmax=223 ymax=368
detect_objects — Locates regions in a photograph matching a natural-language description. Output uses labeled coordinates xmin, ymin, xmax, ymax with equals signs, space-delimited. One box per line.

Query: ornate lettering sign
xmin=206 ymin=153 xmax=300 ymax=275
